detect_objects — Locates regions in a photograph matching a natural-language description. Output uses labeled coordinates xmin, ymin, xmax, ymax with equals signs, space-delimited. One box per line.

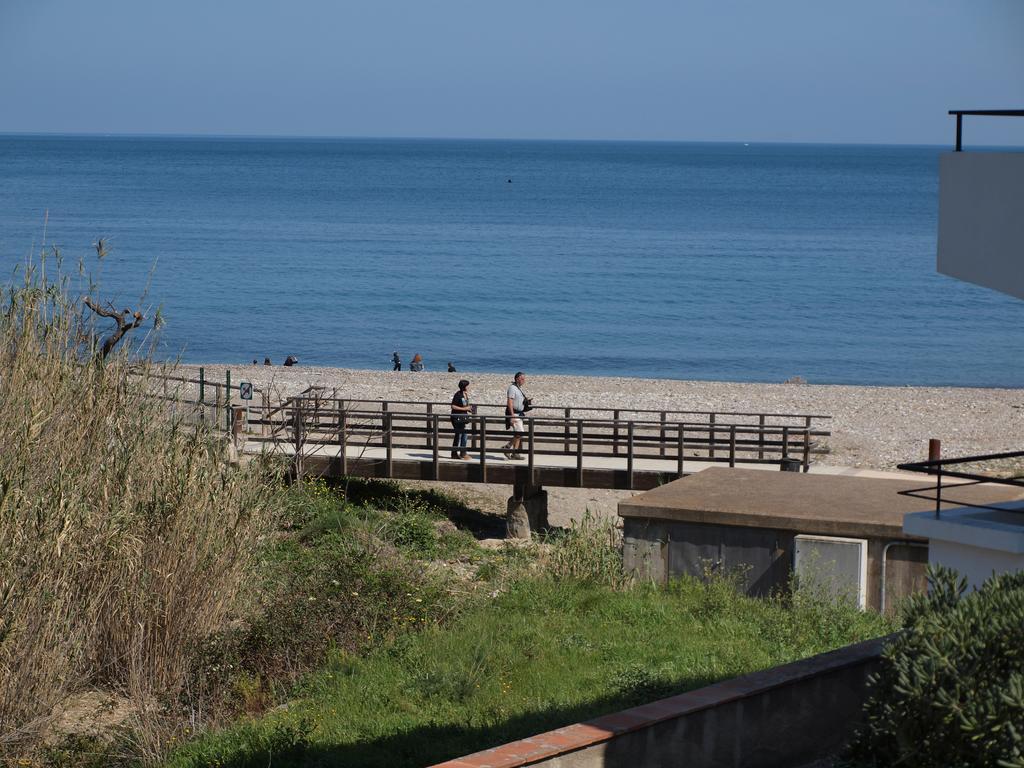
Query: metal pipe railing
xmin=949 ymin=109 xmax=1024 ymax=152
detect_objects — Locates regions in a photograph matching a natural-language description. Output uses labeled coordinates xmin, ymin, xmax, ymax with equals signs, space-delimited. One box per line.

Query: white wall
xmin=904 ymin=507 xmax=1024 ymax=590
xmin=937 ymin=152 xmax=1024 ymax=300
xmin=927 ymin=538 xmax=1024 ymax=589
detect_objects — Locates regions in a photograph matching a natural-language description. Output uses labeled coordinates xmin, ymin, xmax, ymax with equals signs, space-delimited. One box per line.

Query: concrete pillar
xmin=506 ymin=483 xmax=548 ymax=539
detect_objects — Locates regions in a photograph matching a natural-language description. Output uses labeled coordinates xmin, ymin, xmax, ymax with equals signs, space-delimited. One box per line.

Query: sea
xmin=1 ymin=135 xmax=1022 ymax=387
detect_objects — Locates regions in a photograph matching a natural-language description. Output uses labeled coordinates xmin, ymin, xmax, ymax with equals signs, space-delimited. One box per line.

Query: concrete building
xmin=903 ymin=110 xmax=1024 ymax=589
xmin=619 ymin=467 xmax=1021 ymax=611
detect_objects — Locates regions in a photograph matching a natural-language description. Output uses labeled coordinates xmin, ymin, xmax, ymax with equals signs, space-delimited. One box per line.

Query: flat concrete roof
xmin=619 ymin=467 xmax=1024 ymax=540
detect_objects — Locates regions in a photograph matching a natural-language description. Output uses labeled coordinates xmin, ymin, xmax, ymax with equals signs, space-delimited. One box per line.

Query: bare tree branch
xmin=83 ymin=296 xmax=145 ymax=359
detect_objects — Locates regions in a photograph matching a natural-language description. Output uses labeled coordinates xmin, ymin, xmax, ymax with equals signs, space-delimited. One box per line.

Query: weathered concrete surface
xmin=506 ymin=485 xmax=550 ymax=538
xmin=619 ymin=467 xmax=1023 ymax=540
xmin=432 ymin=636 xmax=889 ymax=768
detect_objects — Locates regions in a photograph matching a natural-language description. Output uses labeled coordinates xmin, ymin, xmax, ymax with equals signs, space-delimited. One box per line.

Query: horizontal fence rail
xmin=241 ymin=394 xmax=831 ymax=488
xmin=135 ymin=380 xmax=833 ymax=489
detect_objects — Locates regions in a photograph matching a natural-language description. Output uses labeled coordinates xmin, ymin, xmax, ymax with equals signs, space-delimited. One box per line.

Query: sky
xmin=0 ymin=0 xmax=1022 ymax=145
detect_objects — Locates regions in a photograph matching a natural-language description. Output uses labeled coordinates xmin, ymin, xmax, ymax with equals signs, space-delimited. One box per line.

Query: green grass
xmin=167 ymin=572 xmax=892 ymax=768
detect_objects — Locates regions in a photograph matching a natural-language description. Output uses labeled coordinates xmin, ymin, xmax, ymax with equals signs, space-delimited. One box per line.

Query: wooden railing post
xmin=659 ymin=411 xmax=667 ymax=457
xmin=709 ymin=413 xmax=716 ymax=459
xmin=758 ymin=414 xmax=765 ymax=460
xmin=677 ymin=423 xmax=685 ymax=478
xmin=613 ymin=409 xmax=621 ymax=455
xmin=576 ymin=419 xmax=584 ymax=487
xmin=480 ymin=416 xmax=488 ymax=483
xmin=432 ymin=414 xmax=439 ymax=480
xmin=528 ymin=418 xmax=536 ymax=485
xmin=339 ymin=409 xmax=348 ymax=476
xmin=563 ymin=408 xmax=571 ymax=453
xmin=426 ymin=403 xmax=433 ymax=449
xmin=626 ymin=421 xmax=635 ymax=490
xmin=292 ymin=398 xmax=305 ymax=479
xmin=729 ymin=425 xmax=737 ymax=468
xmin=782 ymin=426 xmax=790 ymax=460
xmin=385 ymin=412 xmax=394 ymax=477
xmin=803 ymin=428 xmax=811 ymax=472
xmin=261 ymin=391 xmax=269 ymax=436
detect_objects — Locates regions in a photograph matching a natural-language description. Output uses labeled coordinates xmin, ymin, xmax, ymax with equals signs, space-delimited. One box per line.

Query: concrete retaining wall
xmin=432 ymin=636 xmax=887 ymax=768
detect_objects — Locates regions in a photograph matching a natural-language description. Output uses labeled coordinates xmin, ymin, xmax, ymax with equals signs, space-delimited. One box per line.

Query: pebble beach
xmin=185 ymin=364 xmax=1024 ymax=472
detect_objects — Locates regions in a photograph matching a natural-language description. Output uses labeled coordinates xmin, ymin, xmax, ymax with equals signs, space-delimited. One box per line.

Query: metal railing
xmin=949 ymin=110 xmax=1024 ymax=151
xmin=897 ymin=450 xmax=1024 ymax=518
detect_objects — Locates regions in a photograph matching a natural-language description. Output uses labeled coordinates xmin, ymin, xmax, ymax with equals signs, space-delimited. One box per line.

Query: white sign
xmin=239 ymin=381 xmax=253 ymax=400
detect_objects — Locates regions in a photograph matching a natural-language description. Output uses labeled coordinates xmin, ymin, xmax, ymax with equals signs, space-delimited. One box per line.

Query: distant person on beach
xmin=447 ymin=361 xmax=456 ymax=372
xmin=283 ymin=355 xmax=298 ymax=367
xmin=252 ymin=359 xmax=258 ymax=365
xmin=503 ymin=372 xmax=530 ymax=460
xmin=410 ymin=354 xmax=424 ymax=372
xmin=263 ymin=357 xmax=272 ymax=365
xmin=392 ymin=351 xmax=402 ymax=371
xmin=450 ymin=379 xmax=473 ymax=459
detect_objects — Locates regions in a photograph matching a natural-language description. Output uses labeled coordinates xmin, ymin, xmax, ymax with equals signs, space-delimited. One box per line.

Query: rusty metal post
xmin=930 ymin=438 xmax=943 ymax=518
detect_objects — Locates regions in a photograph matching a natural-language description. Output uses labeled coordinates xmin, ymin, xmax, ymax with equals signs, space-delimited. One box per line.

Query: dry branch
xmin=83 ymin=297 xmax=145 ymax=359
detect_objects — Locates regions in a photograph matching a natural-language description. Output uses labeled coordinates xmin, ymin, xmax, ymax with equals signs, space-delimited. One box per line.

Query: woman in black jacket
xmin=450 ymin=379 xmax=473 ymax=459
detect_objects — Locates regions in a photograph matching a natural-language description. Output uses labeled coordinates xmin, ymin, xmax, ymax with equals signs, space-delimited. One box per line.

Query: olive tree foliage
xmin=846 ymin=565 xmax=1024 ymax=768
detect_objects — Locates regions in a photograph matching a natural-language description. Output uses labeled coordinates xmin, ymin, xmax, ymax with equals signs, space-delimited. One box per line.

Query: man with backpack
xmin=503 ymin=371 xmax=530 ymax=460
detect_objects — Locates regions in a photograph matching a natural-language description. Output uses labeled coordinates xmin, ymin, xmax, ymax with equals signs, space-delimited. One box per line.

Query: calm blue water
xmin=1 ymin=135 xmax=1022 ymax=386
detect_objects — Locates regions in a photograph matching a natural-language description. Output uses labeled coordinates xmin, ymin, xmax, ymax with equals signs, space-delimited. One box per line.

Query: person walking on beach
xmin=392 ymin=351 xmax=402 ymax=371
xmin=450 ymin=379 xmax=473 ymax=459
xmin=503 ymin=371 xmax=529 ymax=460
xmin=447 ymin=361 xmax=457 ymax=372
xmin=410 ymin=354 xmax=424 ymax=372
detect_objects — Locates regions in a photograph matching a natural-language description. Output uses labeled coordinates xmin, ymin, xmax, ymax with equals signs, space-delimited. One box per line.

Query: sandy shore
xmin=183 ymin=364 xmax=1023 ymax=472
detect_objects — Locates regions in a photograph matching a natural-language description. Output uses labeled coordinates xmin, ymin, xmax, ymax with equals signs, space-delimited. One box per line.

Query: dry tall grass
xmin=0 ymin=258 xmax=278 ymax=755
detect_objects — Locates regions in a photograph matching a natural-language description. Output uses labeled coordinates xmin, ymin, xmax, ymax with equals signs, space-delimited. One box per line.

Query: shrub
xmin=0 ymin=256 xmax=278 ymax=755
xmin=543 ymin=512 xmax=626 ymax=589
xmin=186 ymin=484 xmax=457 ymax=722
xmin=846 ymin=565 xmax=1024 ymax=767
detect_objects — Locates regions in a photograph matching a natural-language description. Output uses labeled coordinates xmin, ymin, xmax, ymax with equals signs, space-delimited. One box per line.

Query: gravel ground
xmin=185 ymin=364 xmax=1024 ymax=472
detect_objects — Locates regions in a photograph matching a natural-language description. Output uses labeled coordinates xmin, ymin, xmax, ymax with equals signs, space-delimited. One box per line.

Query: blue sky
xmin=1 ymin=0 xmax=1021 ymax=144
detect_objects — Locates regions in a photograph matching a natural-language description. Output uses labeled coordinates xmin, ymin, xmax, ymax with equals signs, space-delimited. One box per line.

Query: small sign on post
xmin=239 ymin=381 xmax=253 ymax=401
